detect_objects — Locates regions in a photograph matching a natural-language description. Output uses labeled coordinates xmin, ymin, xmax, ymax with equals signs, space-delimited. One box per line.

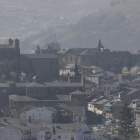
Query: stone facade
xmin=0 ymin=38 xmax=58 ymax=81
xmin=58 ymin=40 xmax=140 ymax=72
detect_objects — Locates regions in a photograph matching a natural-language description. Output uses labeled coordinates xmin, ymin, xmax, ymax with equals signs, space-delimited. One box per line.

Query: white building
xmin=130 ymin=99 xmax=140 ymax=109
xmin=0 ymin=119 xmax=31 ymax=140
xmin=26 ymin=107 xmax=56 ymax=124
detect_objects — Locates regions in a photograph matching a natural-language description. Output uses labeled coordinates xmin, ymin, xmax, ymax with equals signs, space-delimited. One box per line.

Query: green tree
xmin=54 ymin=109 xmax=64 ymax=123
xmin=118 ymin=103 xmax=139 ymax=140
xmin=0 ymin=74 xmax=6 ymax=83
xmin=58 ymin=60 xmax=65 ymax=70
xmin=9 ymin=71 xmax=19 ymax=82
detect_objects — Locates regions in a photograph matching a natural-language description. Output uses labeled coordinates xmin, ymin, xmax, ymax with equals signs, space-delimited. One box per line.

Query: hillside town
xmin=0 ymin=38 xmax=139 ymax=140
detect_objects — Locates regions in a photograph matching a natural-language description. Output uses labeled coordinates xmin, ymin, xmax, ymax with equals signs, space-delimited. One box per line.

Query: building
xmin=20 ymin=53 xmax=58 ymax=81
xmin=0 ymin=117 xmax=102 ymax=140
xmin=0 ymin=118 xmax=31 ymax=140
xmin=104 ymin=100 xmax=124 ymax=119
xmin=26 ymin=107 xmax=56 ymax=123
xmin=9 ymin=90 xmax=87 ymax=108
xmin=0 ymin=38 xmax=58 ymax=81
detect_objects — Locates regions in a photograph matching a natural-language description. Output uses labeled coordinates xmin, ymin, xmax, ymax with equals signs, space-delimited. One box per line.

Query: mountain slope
xmin=37 ymin=0 xmax=140 ymax=52
xmin=0 ymin=0 xmax=110 ymax=52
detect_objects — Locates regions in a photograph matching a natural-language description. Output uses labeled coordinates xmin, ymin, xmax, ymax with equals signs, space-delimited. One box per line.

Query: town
xmin=0 ymin=38 xmax=140 ymax=140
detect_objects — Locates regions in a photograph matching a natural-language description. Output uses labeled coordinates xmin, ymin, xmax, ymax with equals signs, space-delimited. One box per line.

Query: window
xmin=58 ymin=136 xmax=61 ymax=139
xmin=65 ymin=135 xmax=68 ymax=139
xmin=3 ymin=89 xmax=6 ymax=92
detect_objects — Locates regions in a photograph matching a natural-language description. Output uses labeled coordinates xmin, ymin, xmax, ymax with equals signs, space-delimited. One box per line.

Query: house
xmin=57 ymin=105 xmax=86 ymax=123
xmin=104 ymin=100 xmax=124 ymax=119
xmin=88 ymin=96 xmax=105 ymax=113
xmin=0 ymin=118 xmax=31 ymax=140
xmin=26 ymin=107 xmax=56 ymax=123
xmin=0 ymin=117 xmax=113 ymax=140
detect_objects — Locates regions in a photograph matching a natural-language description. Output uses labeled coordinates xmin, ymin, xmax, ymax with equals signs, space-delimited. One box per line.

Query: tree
xmin=0 ymin=74 xmax=6 ymax=83
xmin=20 ymin=71 xmax=27 ymax=82
xmin=58 ymin=60 xmax=65 ymax=70
xmin=9 ymin=71 xmax=19 ymax=82
xmin=118 ymin=103 xmax=139 ymax=140
xmin=54 ymin=109 xmax=64 ymax=123
xmin=130 ymin=66 xmax=140 ymax=77
xmin=122 ymin=67 xmax=129 ymax=74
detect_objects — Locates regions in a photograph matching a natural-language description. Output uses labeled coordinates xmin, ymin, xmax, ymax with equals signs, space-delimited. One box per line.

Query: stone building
xmin=58 ymin=39 xmax=138 ymax=72
xmin=104 ymin=100 xmax=124 ymax=119
xmin=9 ymin=90 xmax=87 ymax=108
xmin=0 ymin=82 xmax=83 ymax=106
xmin=0 ymin=38 xmax=58 ymax=81
xmin=20 ymin=53 xmax=58 ymax=81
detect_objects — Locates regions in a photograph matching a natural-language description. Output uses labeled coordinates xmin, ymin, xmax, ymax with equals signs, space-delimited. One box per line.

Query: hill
xmin=30 ymin=0 xmax=140 ymax=52
xmin=0 ymin=0 xmax=110 ymax=52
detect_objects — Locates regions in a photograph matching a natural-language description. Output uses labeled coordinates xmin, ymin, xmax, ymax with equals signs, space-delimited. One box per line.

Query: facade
xmin=58 ymin=40 xmax=140 ymax=72
xmin=20 ymin=53 xmax=58 ymax=81
xmin=0 ymin=119 xmax=31 ymax=140
xmin=0 ymin=118 xmax=101 ymax=140
xmin=0 ymin=38 xmax=58 ymax=81
xmin=26 ymin=107 xmax=55 ymax=123
xmin=104 ymin=100 xmax=124 ymax=119
xmin=0 ymin=82 xmax=83 ymax=107
xmin=9 ymin=90 xmax=86 ymax=108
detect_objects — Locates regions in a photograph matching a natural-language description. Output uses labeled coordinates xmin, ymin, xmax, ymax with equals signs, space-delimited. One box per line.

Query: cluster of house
xmin=1 ymin=38 xmax=140 ymax=140
xmin=0 ymin=106 xmax=114 ymax=140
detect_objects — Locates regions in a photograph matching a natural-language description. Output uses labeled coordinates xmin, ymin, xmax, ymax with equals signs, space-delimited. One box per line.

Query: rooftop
xmin=70 ymin=90 xmax=86 ymax=95
xmin=23 ymin=53 xmax=57 ymax=59
xmin=9 ymin=95 xmax=38 ymax=101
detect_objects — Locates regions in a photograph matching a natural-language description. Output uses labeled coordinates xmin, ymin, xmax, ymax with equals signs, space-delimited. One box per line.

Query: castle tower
xmin=13 ymin=39 xmax=20 ymax=59
xmin=7 ymin=38 xmax=13 ymax=45
xmin=13 ymin=38 xmax=20 ymax=49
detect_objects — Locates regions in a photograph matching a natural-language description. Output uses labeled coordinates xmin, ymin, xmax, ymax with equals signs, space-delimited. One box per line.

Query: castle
xmin=0 ymin=38 xmax=58 ymax=81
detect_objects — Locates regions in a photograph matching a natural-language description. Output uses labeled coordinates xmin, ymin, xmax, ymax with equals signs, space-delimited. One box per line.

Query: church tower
xmin=97 ymin=39 xmax=104 ymax=52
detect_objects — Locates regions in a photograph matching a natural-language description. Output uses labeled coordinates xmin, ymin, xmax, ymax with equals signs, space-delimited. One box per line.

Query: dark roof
xmin=15 ymin=83 xmax=31 ymax=87
xmin=23 ymin=54 xmax=57 ymax=59
xmin=45 ymin=82 xmax=83 ymax=87
xmin=9 ymin=95 xmax=38 ymax=101
xmin=0 ymin=83 xmax=9 ymax=87
xmin=70 ymin=90 xmax=85 ymax=95
xmin=56 ymin=95 xmax=70 ymax=101
xmin=14 ymin=82 xmax=83 ymax=88
xmin=53 ymin=123 xmax=85 ymax=132
xmin=27 ymin=82 xmax=46 ymax=88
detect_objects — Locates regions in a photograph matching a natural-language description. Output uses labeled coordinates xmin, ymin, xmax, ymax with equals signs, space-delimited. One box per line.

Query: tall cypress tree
xmin=118 ymin=103 xmax=139 ymax=140
xmin=55 ymin=109 xmax=64 ymax=123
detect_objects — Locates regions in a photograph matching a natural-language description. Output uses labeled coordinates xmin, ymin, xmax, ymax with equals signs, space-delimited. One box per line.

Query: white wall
xmin=0 ymin=125 xmax=22 ymax=140
xmin=52 ymin=132 xmax=77 ymax=140
xmin=26 ymin=108 xmax=54 ymax=123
